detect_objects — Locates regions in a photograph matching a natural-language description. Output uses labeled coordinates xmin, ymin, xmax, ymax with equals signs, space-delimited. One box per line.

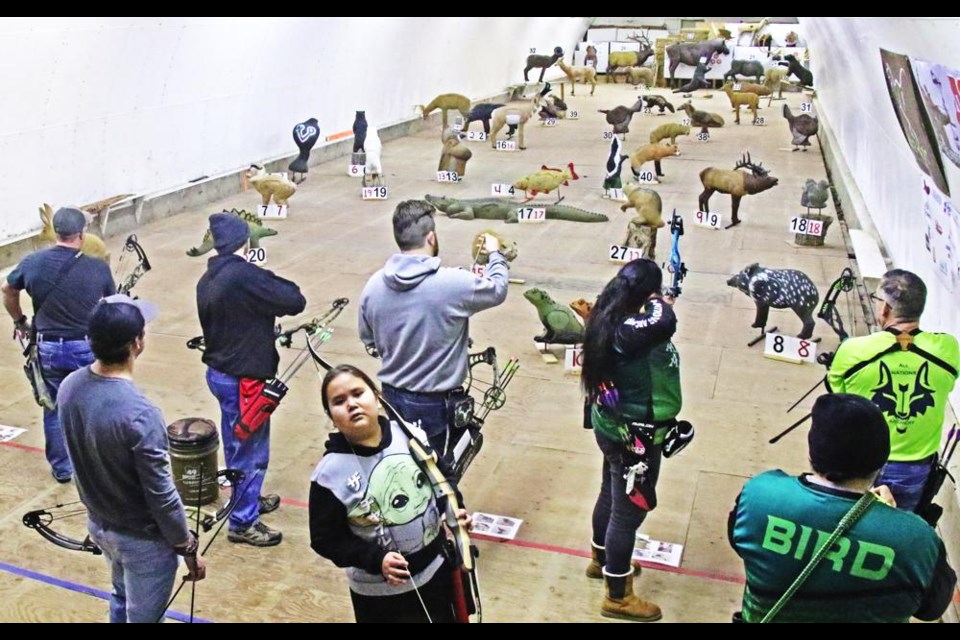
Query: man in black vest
xmin=2 ymin=208 xmax=115 ymax=483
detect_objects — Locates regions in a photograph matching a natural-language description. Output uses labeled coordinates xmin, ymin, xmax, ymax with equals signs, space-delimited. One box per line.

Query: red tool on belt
xmin=234 ymin=378 xmax=289 ymax=440
xmin=231 ymin=298 xmax=349 ymax=440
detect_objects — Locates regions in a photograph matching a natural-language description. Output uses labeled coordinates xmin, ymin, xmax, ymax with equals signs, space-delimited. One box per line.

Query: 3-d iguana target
xmin=524 ymin=288 xmax=584 ymax=345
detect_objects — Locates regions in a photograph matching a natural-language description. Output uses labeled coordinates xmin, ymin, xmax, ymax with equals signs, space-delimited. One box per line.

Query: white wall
xmin=0 ymin=17 xmax=590 ymax=240
xmin=801 ymin=17 xmax=960 ymax=336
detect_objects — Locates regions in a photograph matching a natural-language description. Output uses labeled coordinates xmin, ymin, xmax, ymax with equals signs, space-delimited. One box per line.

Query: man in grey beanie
xmin=196 ymin=211 xmax=305 ymax=547
xmin=728 ymin=393 xmax=955 ymax=622
xmin=2 ymin=207 xmax=115 ymax=483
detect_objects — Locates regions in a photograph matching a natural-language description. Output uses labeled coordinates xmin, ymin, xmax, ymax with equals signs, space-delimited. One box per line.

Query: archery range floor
xmin=0 ymin=76 xmax=888 ymax=622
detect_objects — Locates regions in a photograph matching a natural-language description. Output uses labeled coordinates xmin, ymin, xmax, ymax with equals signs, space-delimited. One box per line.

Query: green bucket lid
xmin=167 ymin=417 xmax=219 ymax=446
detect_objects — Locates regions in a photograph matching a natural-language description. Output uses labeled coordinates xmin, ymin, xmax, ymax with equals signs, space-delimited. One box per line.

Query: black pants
xmin=350 ymin=566 xmax=456 ymax=623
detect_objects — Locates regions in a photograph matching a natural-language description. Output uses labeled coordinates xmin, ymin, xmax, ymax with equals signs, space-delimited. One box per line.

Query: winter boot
xmin=601 ymin=568 xmax=661 ymax=622
xmin=586 ymin=543 xmax=642 ymax=580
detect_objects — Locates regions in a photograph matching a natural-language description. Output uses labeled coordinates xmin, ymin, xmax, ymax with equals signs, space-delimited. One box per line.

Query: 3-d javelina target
xmin=727 ymin=263 xmax=820 ymax=339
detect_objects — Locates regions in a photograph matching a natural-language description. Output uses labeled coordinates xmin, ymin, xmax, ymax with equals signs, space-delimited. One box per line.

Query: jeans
xmin=206 ymin=367 xmax=269 ymax=531
xmin=876 ymin=456 xmax=935 ymax=513
xmin=382 ymin=385 xmax=451 ymax=457
xmin=87 ymin=518 xmax=179 ymax=623
xmin=591 ymin=431 xmax=662 ymax=575
xmin=39 ymin=338 xmax=93 ymax=480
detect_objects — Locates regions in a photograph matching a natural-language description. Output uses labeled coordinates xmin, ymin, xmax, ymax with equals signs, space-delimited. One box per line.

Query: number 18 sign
xmin=790 ymin=216 xmax=824 ymax=237
xmin=763 ymin=333 xmax=817 ymax=364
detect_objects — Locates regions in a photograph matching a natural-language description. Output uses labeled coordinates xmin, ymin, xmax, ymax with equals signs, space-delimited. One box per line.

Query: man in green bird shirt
xmin=826 ymin=270 xmax=958 ymax=512
xmin=729 ymin=394 xmax=956 ymax=623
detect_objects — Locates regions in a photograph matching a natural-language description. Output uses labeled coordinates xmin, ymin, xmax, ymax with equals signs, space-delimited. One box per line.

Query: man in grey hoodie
xmin=359 ymin=199 xmax=509 ymax=456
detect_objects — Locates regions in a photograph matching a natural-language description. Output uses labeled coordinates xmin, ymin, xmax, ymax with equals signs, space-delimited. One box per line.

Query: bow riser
xmin=116 ymin=234 xmax=152 ymax=296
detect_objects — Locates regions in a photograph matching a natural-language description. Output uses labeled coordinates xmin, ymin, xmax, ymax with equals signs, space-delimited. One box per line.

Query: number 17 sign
xmin=763 ymin=333 xmax=817 ymax=364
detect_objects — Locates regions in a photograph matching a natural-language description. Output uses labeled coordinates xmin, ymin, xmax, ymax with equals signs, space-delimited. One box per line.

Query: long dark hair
xmin=320 ymin=364 xmax=380 ymax=416
xmin=581 ymin=259 xmax=663 ymax=395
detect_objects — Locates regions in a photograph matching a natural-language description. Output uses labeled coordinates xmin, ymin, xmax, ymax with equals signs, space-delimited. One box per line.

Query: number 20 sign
xmin=763 ymin=333 xmax=817 ymax=364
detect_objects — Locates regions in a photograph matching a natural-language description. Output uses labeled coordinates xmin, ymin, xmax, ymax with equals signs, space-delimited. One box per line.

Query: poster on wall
xmin=880 ymin=49 xmax=950 ymax=196
xmin=922 ymin=179 xmax=957 ymax=294
xmin=910 ymin=58 xmax=960 ymax=173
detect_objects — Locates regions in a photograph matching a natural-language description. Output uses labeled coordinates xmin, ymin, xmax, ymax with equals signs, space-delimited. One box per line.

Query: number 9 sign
xmin=694 ymin=211 xmax=721 ymax=229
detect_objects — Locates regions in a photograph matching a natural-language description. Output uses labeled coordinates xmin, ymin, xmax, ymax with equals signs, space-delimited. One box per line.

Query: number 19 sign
xmin=362 ymin=186 xmax=389 ymax=200
xmin=763 ymin=333 xmax=817 ymax=364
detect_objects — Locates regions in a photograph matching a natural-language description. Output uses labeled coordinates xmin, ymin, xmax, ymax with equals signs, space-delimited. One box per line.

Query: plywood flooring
xmin=0 ymin=75 xmax=859 ymax=622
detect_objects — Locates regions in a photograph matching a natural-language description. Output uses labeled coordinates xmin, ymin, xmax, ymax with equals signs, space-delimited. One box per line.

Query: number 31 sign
xmin=763 ymin=333 xmax=817 ymax=364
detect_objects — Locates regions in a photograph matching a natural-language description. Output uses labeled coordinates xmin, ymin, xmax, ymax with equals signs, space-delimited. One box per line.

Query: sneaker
xmin=258 ymin=494 xmax=281 ymax=515
xmin=227 ymin=521 xmax=282 ymax=547
xmin=52 ymin=472 xmax=72 ymax=484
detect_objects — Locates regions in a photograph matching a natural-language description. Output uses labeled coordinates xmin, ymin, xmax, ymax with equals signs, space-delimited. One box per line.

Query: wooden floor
xmin=0 ymin=76 xmax=872 ymax=622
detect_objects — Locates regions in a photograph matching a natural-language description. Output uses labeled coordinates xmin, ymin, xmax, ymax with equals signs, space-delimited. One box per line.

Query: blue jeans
xmin=206 ymin=368 xmax=269 ymax=531
xmin=876 ymin=456 xmax=935 ymax=513
xmin=87 ymin=518 xmax=179 ymax=623
xmin=382 ymin=385 xmax=451 ymax=457
xmin=40 ymin=338 xmax=93 ymax=480
xmin=591 ymin=431 xmax=662 ymax=575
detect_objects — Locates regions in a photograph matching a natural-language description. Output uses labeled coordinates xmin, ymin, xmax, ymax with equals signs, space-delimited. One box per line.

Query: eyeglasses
xmin=870 ymin=293 xmax=887 ymax=305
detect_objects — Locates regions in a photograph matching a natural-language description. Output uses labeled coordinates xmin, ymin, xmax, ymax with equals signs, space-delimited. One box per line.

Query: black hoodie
xmin=197 ymin=254 xmax=305 ymax=379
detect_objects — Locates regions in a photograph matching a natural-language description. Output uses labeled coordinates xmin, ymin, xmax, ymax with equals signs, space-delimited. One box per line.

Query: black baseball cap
xmin=88 ymin=294 xmax=158 ymax=345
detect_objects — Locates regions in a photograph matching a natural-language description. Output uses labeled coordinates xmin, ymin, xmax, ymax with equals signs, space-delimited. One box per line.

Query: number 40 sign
xmin=763 ymin=333 xmax=817 ymax=364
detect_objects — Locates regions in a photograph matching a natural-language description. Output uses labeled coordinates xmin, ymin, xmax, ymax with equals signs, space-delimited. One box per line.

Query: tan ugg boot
xmin=586 ymin=543 xmax=642 ymax=580
xmin=601 ymin=568 xmax=661 ymax=622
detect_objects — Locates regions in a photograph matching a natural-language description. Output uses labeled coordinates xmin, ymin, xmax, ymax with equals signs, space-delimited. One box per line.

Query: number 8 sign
xmin=763 ymin=333 xmax=818 ymax=364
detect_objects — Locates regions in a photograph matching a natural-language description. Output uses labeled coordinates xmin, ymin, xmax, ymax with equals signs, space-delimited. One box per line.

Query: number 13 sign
xmin=763 ymin=333 xmax=817 ymax=364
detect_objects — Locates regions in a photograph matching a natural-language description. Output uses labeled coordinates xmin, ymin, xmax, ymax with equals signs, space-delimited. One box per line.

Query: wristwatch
xmin=175 ymin=531 xmax=199 ymax=558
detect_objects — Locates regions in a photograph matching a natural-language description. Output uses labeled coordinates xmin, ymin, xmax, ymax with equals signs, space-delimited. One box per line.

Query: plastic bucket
xmin=167 ymin=417 xmax=220 ymax=506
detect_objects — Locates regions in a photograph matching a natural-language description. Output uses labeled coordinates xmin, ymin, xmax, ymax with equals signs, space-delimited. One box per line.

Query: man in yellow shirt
xmin=827 ymin=270 xmax=959 ymax=512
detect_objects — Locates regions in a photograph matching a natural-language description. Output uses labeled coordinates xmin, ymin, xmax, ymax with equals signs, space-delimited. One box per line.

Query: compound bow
xmin=777 ymin=269 xmax=859 ymax=438
xmin=276 ymin=297 xmax=350 ymax=349
xmin=22 ymin=501 xmax=102 ymax=554
xmin=187 ymin=297 xmax=349 ymax=356
xmin=454 ymin=347 xmax=520 ymax=479
xmin=817 ymin=267 xmax=856 ymax=343
xmin=464 ymin=346 xmax=520 ymax=414
xmin=22 ymin=469 xmax=245 ymax=555
xmin=115 ymin=234 xmax=152 ymax=296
